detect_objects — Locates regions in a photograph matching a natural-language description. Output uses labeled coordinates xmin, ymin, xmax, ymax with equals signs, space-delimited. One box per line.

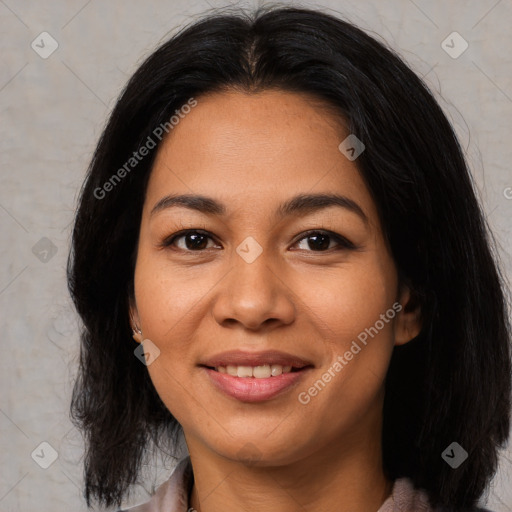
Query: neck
xmin=187 ymin=419 xmax=392 ymax=512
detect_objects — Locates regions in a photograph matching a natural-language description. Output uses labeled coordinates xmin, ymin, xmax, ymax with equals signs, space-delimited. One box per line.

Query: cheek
xmin=133 ymin=250 xmax=222 ymax=425
xmin=134 ymin=247 xmax=214 ymax=341
xmin=134 ymin=286 xmax=198 ymax=430
xmin=292 ymin=256 xmax=397 ymax=413
xmin=293 ymin=256 xmax=396 ymax=349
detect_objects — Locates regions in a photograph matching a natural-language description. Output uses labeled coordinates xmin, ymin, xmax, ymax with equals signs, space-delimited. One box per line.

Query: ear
xmin=129 ymin=297 xmax=143 ymax=344
xmin=394 ymin=284 xmax=422 ymax=346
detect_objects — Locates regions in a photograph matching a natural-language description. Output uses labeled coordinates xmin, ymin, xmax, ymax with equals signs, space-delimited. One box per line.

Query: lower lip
xmin=202 ymin=367 xmax=310 ymax=402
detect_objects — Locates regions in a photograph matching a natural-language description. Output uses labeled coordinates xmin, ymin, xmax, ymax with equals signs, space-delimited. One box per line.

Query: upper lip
xmin=200 ymin=350 xmax=314 ymax=369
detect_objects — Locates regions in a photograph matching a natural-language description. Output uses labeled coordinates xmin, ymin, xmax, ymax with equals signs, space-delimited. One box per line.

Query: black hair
xmin=67 ymin=4 xmax=511 ymax=510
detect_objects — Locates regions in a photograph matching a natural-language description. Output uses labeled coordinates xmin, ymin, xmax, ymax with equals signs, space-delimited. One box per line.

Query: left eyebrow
xmin=150 ymin=193 xmax=369 ymax=225
xmin=275 ymin=193 xmax=368 ymax=225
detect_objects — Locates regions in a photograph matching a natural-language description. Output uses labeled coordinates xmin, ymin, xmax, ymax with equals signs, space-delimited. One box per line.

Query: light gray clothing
xmin=119 ymin=456 xmax=491 ymax=512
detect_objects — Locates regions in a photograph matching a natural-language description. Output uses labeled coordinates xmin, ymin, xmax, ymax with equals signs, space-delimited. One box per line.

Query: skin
xmin=130 ymin=89 xmax=421 ymax=512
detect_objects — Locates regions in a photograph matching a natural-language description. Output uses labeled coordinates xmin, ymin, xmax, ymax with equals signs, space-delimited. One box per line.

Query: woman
xmin=67 ymin=5 xmax=511 ymax=511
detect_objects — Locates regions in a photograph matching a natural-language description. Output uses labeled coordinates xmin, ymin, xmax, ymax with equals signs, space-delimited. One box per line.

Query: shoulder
xmin=117 ymin=456 xmax=193 ymax=512
xmin=383 ymin=478 xmax=496 ymax=512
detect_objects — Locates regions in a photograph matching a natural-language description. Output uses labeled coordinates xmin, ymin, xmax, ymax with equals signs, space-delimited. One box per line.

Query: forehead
xmin=144 ymin=89 xmax=379 ymax=228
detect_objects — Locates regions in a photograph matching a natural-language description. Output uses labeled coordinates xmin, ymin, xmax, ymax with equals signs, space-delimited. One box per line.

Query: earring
xmin=132 ymin=325 xmax=143 ymax=343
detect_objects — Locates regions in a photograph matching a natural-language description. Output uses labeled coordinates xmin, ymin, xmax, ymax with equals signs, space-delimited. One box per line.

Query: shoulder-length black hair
xmin=67 ymin=4 xmax=511 ymax=510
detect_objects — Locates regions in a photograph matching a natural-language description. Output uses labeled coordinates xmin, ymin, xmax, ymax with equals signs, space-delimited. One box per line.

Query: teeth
xmin=237 ymin=366 xmax=253 ymax=378
xmin=226 ymin=365 xmax=238 ymax=376
xmin=271 ymin=364 xmax=282 ymax=376
xmin=215 ymin=364 xmax=293 ymax=378
xmin=254 ymin=365 xmax=271 ymax=378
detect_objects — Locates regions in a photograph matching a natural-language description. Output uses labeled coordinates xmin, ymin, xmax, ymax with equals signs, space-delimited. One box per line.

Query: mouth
xmin=199 ymin=350 xmax=314 ymax=402
xmin=199 ymin=349 xmax=313 ymax=372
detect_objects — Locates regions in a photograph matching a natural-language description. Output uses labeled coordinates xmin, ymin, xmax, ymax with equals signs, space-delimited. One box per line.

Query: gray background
xmin=1 ymin=0 xmax=511 ymax=510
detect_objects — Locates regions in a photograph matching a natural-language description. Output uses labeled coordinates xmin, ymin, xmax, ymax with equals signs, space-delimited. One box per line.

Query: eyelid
xmin=291 ymin=229 xmax=358 ymax=250
xmin=159 ymin=228 xmax=358 ymax=252
xmin=159 ymin=228 xmax=217 ymax=249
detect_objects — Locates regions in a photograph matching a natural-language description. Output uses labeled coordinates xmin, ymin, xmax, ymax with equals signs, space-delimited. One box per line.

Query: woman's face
xmin=131 ymin=89 xmax=420 ymax=465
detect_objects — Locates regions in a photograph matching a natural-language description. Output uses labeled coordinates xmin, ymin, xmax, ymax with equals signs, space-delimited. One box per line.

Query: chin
xmin=212 ymin=438 xmax=306 ymax=468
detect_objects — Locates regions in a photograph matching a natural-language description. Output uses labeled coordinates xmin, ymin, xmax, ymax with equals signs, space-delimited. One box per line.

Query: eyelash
xmin=159 ymin=229 xmax=358 ymax=253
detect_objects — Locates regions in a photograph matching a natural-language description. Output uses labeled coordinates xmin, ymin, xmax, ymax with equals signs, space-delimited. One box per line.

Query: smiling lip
xmin=202 ymin=367 xmax=311 ymax=402
xmin=199 ymin=350 xmax=314 ymax=402
xmin=200 ymin=349 xmax=313 ymax=369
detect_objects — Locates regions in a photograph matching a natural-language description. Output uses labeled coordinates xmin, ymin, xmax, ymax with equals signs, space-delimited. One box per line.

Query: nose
xmin=211 ymin=249 xmax=296 ymax=332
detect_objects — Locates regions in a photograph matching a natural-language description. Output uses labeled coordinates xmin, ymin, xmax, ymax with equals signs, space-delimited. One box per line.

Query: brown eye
xmin=293 ymin=230 xmax=357 ymax=252
xmin=161 ymin=230 xmax=218 ymax=251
